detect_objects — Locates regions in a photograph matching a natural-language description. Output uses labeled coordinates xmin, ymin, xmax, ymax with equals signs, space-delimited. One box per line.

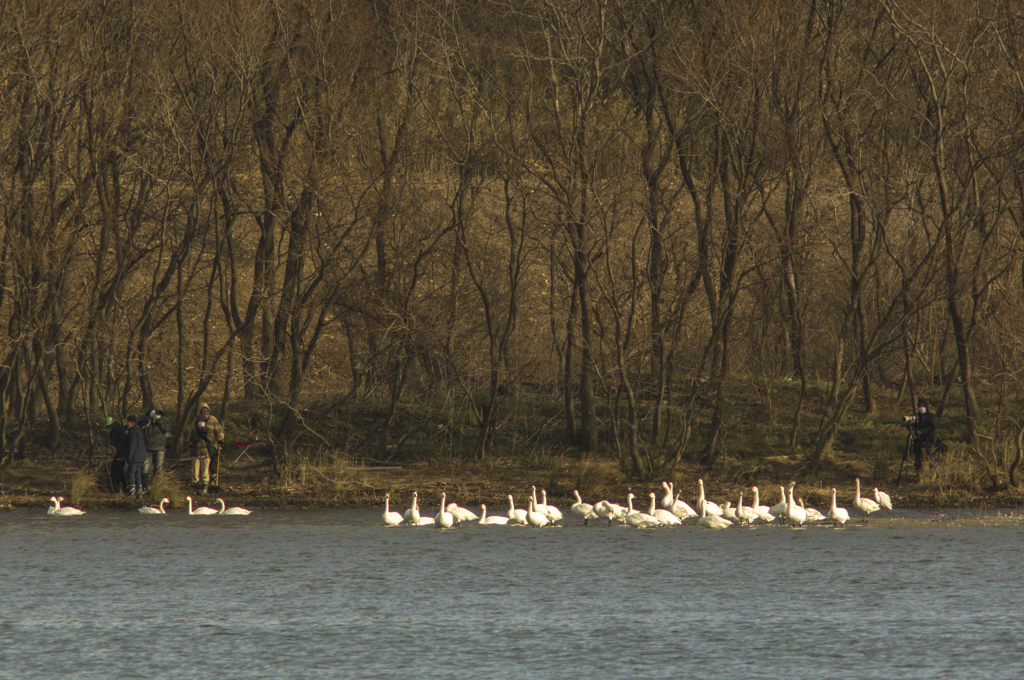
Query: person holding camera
xmin=188 ymin=403 xmax=224 ymax=495
xmin=905 ymin=397 xmax=938 ymax=477
xmin=138 ymin=402 xmax=172 ymax=489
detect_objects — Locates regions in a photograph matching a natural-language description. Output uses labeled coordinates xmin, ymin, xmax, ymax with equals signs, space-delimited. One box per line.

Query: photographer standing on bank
xmin=188 ymin=403 xmax=224 ymax=495
xmin=138 ymin=402 xmax=172 ymax=489
xmin=905 ymin=397 xmax=938 ymax=478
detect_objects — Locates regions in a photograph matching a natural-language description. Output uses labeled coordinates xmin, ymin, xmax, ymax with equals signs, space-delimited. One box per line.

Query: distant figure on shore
xmin=105 ymin=416 xmax=129 ymax=495
xmin=188 ymin=403 xmax=224 ymax=495
xmin=138 ymin=402 xmax=172 ymax=489
xmin=124 ymin=415 xmax=148 ymax=499
xmin=910 ymin=397 xmax=938 ymax=479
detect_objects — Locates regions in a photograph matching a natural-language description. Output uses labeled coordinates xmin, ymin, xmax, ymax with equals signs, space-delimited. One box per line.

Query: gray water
xmin=3 ymin=508 xmax=1024 ymax=680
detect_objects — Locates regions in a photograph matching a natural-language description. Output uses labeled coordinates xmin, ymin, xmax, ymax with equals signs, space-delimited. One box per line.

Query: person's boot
xmin=201 ymin=485 xmax=209 ymax=496
xmin=127 ymin=486 xmax=137 ymax=499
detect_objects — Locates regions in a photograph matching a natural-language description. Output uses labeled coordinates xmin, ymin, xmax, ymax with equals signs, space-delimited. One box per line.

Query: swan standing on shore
xmin=139 ymin=498 xmax=169 ymax=514
xmin=661 ymin=482 xmax=697 ymax=520
xmin=874 ymin=487 xmax=893 ymax=512
xmin=750 ymin=487 xmax=774 ymax=522
xmin=540 ymin=490 xmax=563 ymax=523
xmin=571 ymin=490 xmax=597 ymax=525
xmin=827 ymin=487 xmax=850 ymax=527
xmin=447 ymin=501 xmax=479 ymax=523
xmin=853 ymin=478 xmax=880 ymax=520
xmin=697 ymin=479 xmax=723 ymax=516
xmin=786 ymin=483 xmax=807 ymax=527
xmin=186 ymin=496 xmax=218 ymax=515
xmin=768 ymin=485 xmax=788 ymax=522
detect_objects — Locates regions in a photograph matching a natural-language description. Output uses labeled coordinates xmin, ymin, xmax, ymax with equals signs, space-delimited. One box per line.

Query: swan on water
xmin=827 ymin=487 xmax=850 ymax=527
xmin=592 ymin=499 xmax=627 ymax=526
xmin=768 ymin=485 xmax=789 ymax=522
xmin=479 ymin=503 xmax=509 ymax=525
xmin=216 ymin=498 xmax=252 ymax=515
xmin=186 ymin=496 xmax=218 ymax=515
xmin=852 ymin=478 xmax=880 ymax=520
xmin=648 ymin=492 xmax=681 ymax=526
xmin=720 ymin=501 xmax=739 ymax=523
xmin=698 ymin=499 xmax=732 ymax=529
xmin=139 ymin=498 xmax=170 ymax=514
xmin=403 ymin=491 xmax=422 ymax=526
xmin=735 ymin=493 xmax=759 ymax=525
xmin=526 ymin=496 xmax=550 ymax=528
xmin=570 ymin=490 xmax=597 ymax=525
xmin=382 ymin=494 xmax=403 ymax=526
xmin=446 ymin=501 xmax=479 ymax=523
xmin=435 ymin=492 xmax=456 ymax=528
xmin=507 ymin=494 xmax=528 ymax=524
xmin=623 ymin=492 xmax=660 ymax=528
xmin=48 ymin=496 xmax=85 ymax=516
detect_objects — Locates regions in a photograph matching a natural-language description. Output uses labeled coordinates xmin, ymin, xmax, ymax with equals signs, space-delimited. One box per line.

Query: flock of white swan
xmin=383 ymin=478 xmax=893 ymax=529
xmin=44 ymin=477 xmax=892 ymax=528
xmin=46 ymin=496 xmax=252 ymax=516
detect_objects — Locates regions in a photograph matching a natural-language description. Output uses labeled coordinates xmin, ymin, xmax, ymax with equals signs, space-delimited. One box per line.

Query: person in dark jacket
xmin=106 ymin=417 xmax=129 ymax=494
xmin=124 ymin=415 xmax=148 ymax=498
xmin=138 ymin=402 xmax=172 ymax=488
xmin=911 ymin=397 xmax=939 ymax=477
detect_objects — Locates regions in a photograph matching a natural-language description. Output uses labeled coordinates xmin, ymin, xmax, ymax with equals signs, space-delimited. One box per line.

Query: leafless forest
xmin=2 ymin=0 xmax=1024 ymax=480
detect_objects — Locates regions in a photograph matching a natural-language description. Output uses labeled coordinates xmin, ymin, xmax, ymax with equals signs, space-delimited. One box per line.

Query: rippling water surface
xmin=3 ymin=507 xmax=1024 ymax=679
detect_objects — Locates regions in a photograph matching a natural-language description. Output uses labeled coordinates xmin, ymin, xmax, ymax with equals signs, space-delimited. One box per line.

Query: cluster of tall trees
xmin=2 ymin=0 xmax=1023 ymax=472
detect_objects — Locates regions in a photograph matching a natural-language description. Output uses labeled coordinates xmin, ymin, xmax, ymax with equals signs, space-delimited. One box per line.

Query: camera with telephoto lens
xmin=902 ymin=414 xmax=918 ymax=427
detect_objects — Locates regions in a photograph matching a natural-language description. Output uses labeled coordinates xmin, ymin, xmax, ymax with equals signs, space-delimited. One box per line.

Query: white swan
xmin=446 ymin=501 xmax=479 ymax=523
xmin=139 ymin=498 xmax=169 ymax=514
xmin=570 ymin=490 xmax=598 ymax=524
xmin=48 ymin=496 xmax=85 ymax=516
xmin=720 ymin=501 xmax=739 ymax=523
xmin=382 ymin=494 xmax=403 ymax=526
xmin=403 ymin=491 xmax=422 ymax=526
xmin=735 ymin=493 xmax=758 ymax=524
xmin=216 ymin=498 xmax=252 ymax=515
xmin=648 ymin=492 xmax=681 ymax=525
xmin=853 ymin=478 xmax=880 ymax=520
xmin=698 ymin=499 xmax=732 ymax=529
xmin=435 ymin=492 xmax=456 ymax=528
xmin=593 ymin=498 xmax=628 ymax=526
xmin=874 ymin=487 xmax=893 ymax=512
xmin=800 ymin=498 xmax=826 ymax=522
xmin=479 ymin=503 xmax=509 ymax=525
xmin=662 ymin=482 xmax=697 ymax=519
xmin=526 ymin=496 xmax=550 ymax=528
xmin=622 ymin=493 xmax=659 ymax=528
xmin=786 ymin=483 xmax=807 ymax=527
xmin=186 ymin=496 xmax=218 ymax=515
xmin=507 ymin=494 xmax=528 ymax=524
xmin=540 ymin=489 xmax=563 ymax=522
xmin=768 ymin=485 xmax=789 ymax=522
xmin=697 ymin=479 xmax=723 ymax=516
xmin=750 ymin=486 xmax=774 ymax=522
xmin=827 ymin=487 xmax=850 ymax=527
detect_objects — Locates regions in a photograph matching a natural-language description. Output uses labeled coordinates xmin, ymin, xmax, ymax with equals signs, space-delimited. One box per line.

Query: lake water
xmin=3 ymin=506 xmax=1024 ymax=679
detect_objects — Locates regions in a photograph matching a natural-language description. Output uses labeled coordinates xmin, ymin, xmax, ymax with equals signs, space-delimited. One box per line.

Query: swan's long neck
xmin=187 ymin=497 xmax=193 ymax=514
xmin=385 ymin=496 xmax=390 ymax=513
xmin=508 ymin=495 xmax=516 ymax=513
xmin=480 ymin=504 xmax=487 ymax=521
xmin=412 ymin=493 xmax=419 ymax=511
xmin=217 ymin=498 xmax=226 ymax=512
xmin=738 ymin=492 xmax=745 ymax=510
xmin=542 ymin=489 xmax=549 ymax=506
xmin=698 ymin=480 xmax=706 ymax=503
xmin=855 ymin=478 xmax=862 ymax=500
xmin=648 ymin=493 xmax=657 ymax=515
xmin=531 ymin=486 xmax=539 ymax=506
xmin=752 ymin=487 xmax=760 ymax=507
xmin=574 ymin=490 xmax=583 ymax=504
xmin=627 ymin=494 xmax=635 ymax=512
xmin=831 ymin=488 xmax=838 ymax=511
